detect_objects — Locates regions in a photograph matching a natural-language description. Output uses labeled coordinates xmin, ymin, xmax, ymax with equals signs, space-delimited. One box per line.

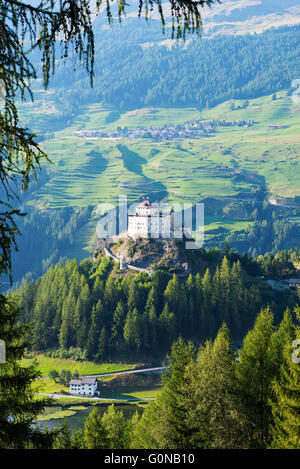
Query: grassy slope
xmin=22 ymin=354 xmax=138 ymax=377
xmin=26 ymin=354 xmax=160 ymax=404
xmin=19 ymin=90 xmax=300 ymax=255
xmin=33 ymin=377 xmax=161 ymax=400
xmin=24 ymin=91 xmax=300 ymax=208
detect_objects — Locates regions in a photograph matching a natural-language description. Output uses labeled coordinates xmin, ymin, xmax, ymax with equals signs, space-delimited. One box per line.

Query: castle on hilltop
xmin=128 ymin=199 xmax=174 ymax=239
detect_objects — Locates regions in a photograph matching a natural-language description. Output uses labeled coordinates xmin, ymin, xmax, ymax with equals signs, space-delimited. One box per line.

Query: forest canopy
xmin=50 ymin=23 xmax=300 ymax=111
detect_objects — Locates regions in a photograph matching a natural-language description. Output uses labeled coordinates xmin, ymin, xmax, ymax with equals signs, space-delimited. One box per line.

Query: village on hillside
xmin=74 ymin=118 xmax=255 ymax=141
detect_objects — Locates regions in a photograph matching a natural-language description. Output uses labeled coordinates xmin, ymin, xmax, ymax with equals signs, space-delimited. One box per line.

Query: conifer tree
xmin=183 ymin=323 xmax=244 ymax=448
xmin=86 ymin=300 xmax=104 ymax=359
xmin=131 ymin=400 xmax=161 ymax=449
xmin=102 ymin=404 xmax=127 ymax=449
xmin=93 ymin=276 xmax=104 ymax=302
xmin=232 ymin=260 xmax=245 ymax=335
xmin=200 ymin=268 xmax=213 ymax=337
xmin=97 ymin=326 xmax=108 ymax=360
xmin=145 ymin=286 xmax=158 ymax=315
xmin=148 ymin=304 xmax=159 ymax=351
xmin=131 ymin=338 xmax=196 ymax=449
xmin=154 ymin=338 xmax=196 ymax=448
xmin=59 ymin=292 xmax=76 ymax=349
xmin=54 ymin=419 xmax=72 ymax=449
xmin=84 ymin=408 xmax=108 ymax=449
xmin=158 ymin=304 xmax=177 ymax=348
xmin=270 ymin=308 xmax=296 ymax=376
xmin=126 ymin=411 xmax=141 ymax=449
xmin=0 ymin=294 xmax=54 ymax=448
xmin=237 ymin=307 xmax=277 ymax=448
xmin=74 ymin=283 xmax=90 ymax=347
xmin=270 ymin=306 xmax=300 ymax=448
xmin=86 ymin=306 xmax=98 ymax=360
xmin=112 ymin=300 xmax=126 ymax=345
xmin=123 ymin=308 xmax=142 ymax=351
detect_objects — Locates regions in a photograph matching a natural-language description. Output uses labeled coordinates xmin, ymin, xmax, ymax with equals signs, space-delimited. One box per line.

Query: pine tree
xmin=230 ymin=260 xmax=244 ymax=336
xmin=97 ymin=327 xmax=108 ymax=360
xmin=236 ymin=307 xmax=277 ymax=448
xmin=200 ymin=268 xmax=213 ymax=338
xmin=185 ymin=274 xmax=195 ymax=336
xmin=0 ymin=294 xmax=54 ymax=448
xmin=59 ymin=291 xmax=76 ymax=349
xmin=269 ymin=308 xmax=296 ymax=376
xmin=74 ymin=283 xmax=90 ymax=347
xmin=54 ymin=419 xmax=72 ymax=449
xmin=86 ymin=301 xmax=103 ymax=360
xmin=164 ymin=274 xmax=187 ymax=332
xmin=131 ymin=338 xmax=196 ymax=449
xmin=71 ymin=428 xmax=85 ymax=449
xmin=148 ymin=304 xmax=159 ymax=352
xmin=270 ymin=306 xmax=300 ymax=448
xmin=112 ymin=301 xmax=126 ymax=345
xmin=155 ymin=338 xmax=196 ymax=448
xmin=84 ymin=408 xmax=108 ymax=449
xmin=158 ymin=304 xmax=177 ymax=348
xmin=131 ymin=400 xmax=161 ymax=449
xmin=93 ymin=276 xmax=104 ymax=302
xmin=123 ymin=309 xmax=142 ymax=351
xmin=124 ymin=411 xmax=139 ymax=448
xmin=102 ymin=404 xmax=127 ymax=449
xmin=183 ymin=323 xmax=244 ymax=448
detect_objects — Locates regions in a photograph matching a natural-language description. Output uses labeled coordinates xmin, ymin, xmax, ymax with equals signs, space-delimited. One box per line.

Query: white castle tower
xmin=128 ymin=199 xmax=174 ymax=239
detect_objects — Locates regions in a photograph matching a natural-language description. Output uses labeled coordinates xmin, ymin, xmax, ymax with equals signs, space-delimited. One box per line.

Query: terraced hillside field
xmin=14 ymin=90 xmax=299 ymax=265
xmin=21 ymin=90 xmax=300 ymax=210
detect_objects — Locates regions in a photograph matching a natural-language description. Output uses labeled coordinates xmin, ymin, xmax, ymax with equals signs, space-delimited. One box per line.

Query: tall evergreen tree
xmin=123 ymin=308 xmax=142 ymax=351
xmin=158 ymin=304 xmax=177 ymax=348
xmin=0 ymin=294 xmax=54 ymax=448
xmin=97 ymin=327 xmax=109 ymax=361
xmin=111 ymin=301 xmax=126 ymax=345
xmin=84 ymin=408 xmax=108 ymax=449
xmin=183 ymin=323 xmax=244 ymax=448
xmin=237 ymin=307 xmax=277 ymax=448
xmin=86 ymin=301 xmax=104 ymax=360
xmin=102 ymin=404 xmax=127 ymax=449
xmin=153 ymin=338 xmax=196 ymax=448
xmin=270 ymin=306 xmax=300 ymax=449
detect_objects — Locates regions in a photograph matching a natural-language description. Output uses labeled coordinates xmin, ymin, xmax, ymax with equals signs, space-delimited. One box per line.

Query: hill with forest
xmin=14 ymin=243 xmax=299 ymax=361
xmin=30 ymin=22 xmax=300 ymax=112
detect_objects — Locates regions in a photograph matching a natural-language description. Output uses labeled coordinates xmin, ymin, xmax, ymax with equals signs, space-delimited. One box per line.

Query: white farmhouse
xmin=287 ymin=278 xmax=300 ymax=289
xmin=128 ymin=199 xmax=174 ymax=239
xmin=69 ymin=377 xmax=99 ymax=396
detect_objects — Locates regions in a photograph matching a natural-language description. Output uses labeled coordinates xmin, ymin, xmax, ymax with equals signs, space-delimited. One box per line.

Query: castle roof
xmin=137 ymin=199 xmax=151 ymax=207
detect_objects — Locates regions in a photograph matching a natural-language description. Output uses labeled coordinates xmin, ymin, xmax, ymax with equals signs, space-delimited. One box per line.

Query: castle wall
xmin=128 ymin=212 xmax=174 ymax=239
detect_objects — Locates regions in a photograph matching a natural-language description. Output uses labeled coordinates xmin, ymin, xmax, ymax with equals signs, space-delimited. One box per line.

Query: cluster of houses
xmin=74 ymin=118 xmax=255 ymax=142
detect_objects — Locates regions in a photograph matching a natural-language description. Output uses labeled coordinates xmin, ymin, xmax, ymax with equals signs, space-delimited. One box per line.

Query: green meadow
xmin=18 ymin=90 xmax=300 ymax=256
xmin=22 ymin=354 xmax=138 ymax=377
xmin=22 ymin=90 xmax=300 ymax=209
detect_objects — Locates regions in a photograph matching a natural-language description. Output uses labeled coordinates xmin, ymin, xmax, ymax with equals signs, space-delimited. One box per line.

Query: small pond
xmin=36 ymin=403 xmax=145 ymax=431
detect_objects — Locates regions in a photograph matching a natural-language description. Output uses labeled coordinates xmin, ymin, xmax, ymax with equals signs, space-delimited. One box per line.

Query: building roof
xmin=137 ymin=199 xmax=151 ymax=207
xmin=70 ymin=379 xmax=82 ymax=385
xmin=70 ymin=377 xmax=97 ymax=385
xmin=82 ymin=377 xmax=97 ymax=385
